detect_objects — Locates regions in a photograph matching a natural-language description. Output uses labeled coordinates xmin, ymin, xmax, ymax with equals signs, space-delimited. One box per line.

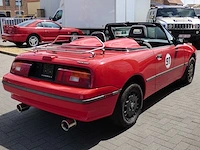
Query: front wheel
xmin=181 ymin=57 xmax=195 ymax=84
xmin=26 ymin=35 xmax=39 ymax=47
xmin=111 ymin=83 xmax=143 ymax=128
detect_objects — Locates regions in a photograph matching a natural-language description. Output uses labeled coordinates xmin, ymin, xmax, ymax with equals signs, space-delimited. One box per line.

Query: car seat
xmin=91 ymin=31 xmax=106 ymax=42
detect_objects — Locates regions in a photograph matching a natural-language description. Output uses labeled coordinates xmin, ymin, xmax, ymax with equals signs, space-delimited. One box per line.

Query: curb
xmin=0 ymin=50 xmax=17 ymax=57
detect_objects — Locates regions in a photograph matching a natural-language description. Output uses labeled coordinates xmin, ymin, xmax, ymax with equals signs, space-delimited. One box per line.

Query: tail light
xmin=12 ymin=26 xmax=18 ymax=34
xmin=10 ymin=62 xmax=32 ymax=77
xmin=56 ymin=68 xmax=91 ymax=88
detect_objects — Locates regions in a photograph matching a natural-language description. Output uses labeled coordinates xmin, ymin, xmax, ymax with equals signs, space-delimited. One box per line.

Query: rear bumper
xmin=2 ymin=73 xmax=121 ymax=122
xmin=1 ymin=33 xmax=27 ymax=43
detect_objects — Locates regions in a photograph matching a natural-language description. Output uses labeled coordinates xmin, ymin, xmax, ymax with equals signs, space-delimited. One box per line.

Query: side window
xmin=41 ymin=22 xmax=60 ymax=28
xmin=155 ymin=27 xmax=167 ymax=39
xmin=147 ymin=27 xmax=167 ymax=40
xmin=36 ymin=23 xmax=43 ymax=27
xmin=53 ymin=10 xmax=63 ymax=21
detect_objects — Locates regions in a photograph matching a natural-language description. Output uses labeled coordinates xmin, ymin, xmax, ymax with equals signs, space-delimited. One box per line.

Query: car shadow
xmin=0 ymin=81 xmax=186 ymax=150
xmin=142 ymin=80 xmax=185 ymax=112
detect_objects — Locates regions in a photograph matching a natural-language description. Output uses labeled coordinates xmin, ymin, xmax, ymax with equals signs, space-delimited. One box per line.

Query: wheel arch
xmin=121 ymin=75 xmax=146 ymax=98
xmin=191 ymin=53 xmax=196 ymax=60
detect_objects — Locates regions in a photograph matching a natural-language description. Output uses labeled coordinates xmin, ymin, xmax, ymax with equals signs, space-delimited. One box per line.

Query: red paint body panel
xmin=2 ymin=23 xmax=197 ymax=122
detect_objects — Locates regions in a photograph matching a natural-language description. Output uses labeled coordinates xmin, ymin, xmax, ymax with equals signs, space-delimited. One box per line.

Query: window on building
xmin=5 ymin=0 xmax=10 ymax=6
xmin=15 ymin=10 xmax=24 ymax=16
xmin=6 ymin=11 xmax=10 ymax=17
xmin=15 ymin=0 xmax=22 ymax=6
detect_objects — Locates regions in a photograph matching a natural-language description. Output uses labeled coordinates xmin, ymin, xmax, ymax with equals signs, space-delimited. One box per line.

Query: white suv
xmin=147 ymin=5 xmax=200 ymax=48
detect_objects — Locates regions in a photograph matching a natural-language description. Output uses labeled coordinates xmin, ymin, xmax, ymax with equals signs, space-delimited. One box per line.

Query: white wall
xmin=182 ymin=0 xmax=200 ymax=5
xmin=40 ymin=0 xmax=61 ymax=17
xmin=116 ymin=0 xmax=150 ymax=22
xmin=135 ymin=0 xmax=151 ymax=22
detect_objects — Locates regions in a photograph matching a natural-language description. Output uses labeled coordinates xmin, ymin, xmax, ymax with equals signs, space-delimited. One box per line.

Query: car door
xmin=35 ymin=22 xmax=46 ymax=40
xmin=154 ymin=45 xmax=176 ymax=91
xmin=147 ymin=26 xmax=177 ymax=91
xmin=163 ymin=27 xmax=185 ymax=80
xmin=41 ymin=21 xmax=61 ymax=41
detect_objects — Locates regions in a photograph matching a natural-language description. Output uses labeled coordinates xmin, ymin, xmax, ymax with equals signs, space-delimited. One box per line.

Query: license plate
xmin=178 ymin=34 xmax=191 ymax=38
xmin=41 ymin=64 xmax=54 ymax=78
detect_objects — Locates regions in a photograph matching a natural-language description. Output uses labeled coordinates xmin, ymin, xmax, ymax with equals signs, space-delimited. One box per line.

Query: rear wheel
xmin=181 ymin=57 xmax=195 ymax=84
xmin=26 ymin=34 xmax=39 ymax=47
xmin=111 ymin=83 xmax=143 ymax=128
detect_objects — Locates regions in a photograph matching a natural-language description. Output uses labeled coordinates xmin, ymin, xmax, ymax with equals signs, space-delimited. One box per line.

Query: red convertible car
xmin=2 ymin=23 xmax=196 ymax=131
xmin=1 ymin=19 xmax=83 ymax=47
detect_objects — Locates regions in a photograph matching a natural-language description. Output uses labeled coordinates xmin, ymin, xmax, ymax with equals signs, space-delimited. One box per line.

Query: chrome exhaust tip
xmin=17 ymin=103 xmax=30 ymax=112
xmin=61 ymin=119 xmax=77 ymax=131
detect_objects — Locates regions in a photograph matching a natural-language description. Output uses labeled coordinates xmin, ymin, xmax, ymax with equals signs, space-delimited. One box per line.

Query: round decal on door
xmin=165 ymin=53 xmax=171 ymax=69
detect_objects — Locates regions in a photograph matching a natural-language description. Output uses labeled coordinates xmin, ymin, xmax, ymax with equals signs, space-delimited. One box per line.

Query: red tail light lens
xmin=56 ymin=68 xmax=91 ymax=88
xmin=12 ymin=26 xmax=18 ymax=34
xmin=10 ymin=62 xmax=32 ymax=77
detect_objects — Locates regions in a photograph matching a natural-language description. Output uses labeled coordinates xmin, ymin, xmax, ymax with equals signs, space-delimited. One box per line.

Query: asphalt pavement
xmin=0 ymin=39 xmax=200 ymax=150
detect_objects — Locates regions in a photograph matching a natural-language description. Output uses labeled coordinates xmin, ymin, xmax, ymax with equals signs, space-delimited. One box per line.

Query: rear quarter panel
xmin=91 ymin=49 xmax=157 ymax=98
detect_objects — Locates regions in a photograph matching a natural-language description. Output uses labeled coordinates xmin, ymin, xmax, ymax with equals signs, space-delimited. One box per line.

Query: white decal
xmin=165 ymin=53 xmax=171 ymax=69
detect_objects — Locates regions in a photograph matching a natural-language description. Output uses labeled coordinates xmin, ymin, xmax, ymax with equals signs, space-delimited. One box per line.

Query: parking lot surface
xmin=0 ymin=41 xmax=200 ymax=150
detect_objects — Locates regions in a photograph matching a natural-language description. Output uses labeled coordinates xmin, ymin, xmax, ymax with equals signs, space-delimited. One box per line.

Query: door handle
xmin=156 ymin=54 xmax=162 ymax=60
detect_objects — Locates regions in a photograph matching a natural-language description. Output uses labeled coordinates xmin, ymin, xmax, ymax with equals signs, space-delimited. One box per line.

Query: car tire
xmin=111 ymin=83 xmax=143 ymax=128
xmin=181 ymin=57 xmax=195 ymax=84
xmin=14 ymin=42 xmax=23 ymax=47
xmin=27 ymin=34 xmax=39 ymax=47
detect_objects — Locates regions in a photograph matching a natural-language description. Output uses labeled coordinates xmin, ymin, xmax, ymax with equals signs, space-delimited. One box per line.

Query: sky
xmin=182 ymin=0 xmax=200 ymax=4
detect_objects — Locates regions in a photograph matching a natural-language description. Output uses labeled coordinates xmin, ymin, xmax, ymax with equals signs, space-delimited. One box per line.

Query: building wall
xmin=0 ymin=0 xmax=40 ymax=17
xmin=27 ymin=1 xmax=40 ymax=17
xmin=151 ymin=0 xmax=183 ymax=5
xmin=0 ymin=0 xmax=28 ymax=17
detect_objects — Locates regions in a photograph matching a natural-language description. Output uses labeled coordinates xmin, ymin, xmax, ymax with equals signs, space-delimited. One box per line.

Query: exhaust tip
xmin=17 ymin=103 xmax=30 ymax=112
xmin=61 ymin=119 xmax=76 ymax=131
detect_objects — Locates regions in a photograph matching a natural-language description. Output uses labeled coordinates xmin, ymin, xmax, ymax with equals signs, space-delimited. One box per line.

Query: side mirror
xmin=49 ymin=16 xmax=52 ymax=20
xmin=152 ymin=15 xmax=156 ymax=23
xmin=173 ymin=38 xmax=184 ymax=45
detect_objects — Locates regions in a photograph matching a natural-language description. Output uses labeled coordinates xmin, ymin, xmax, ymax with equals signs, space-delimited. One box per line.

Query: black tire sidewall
xmin=186 ymin=57 xmax=195 ymax=83
xmin=182 ymin=57 xmax=195 ymax=84
xmin=118 ymin=83 xmax=143 ymax=127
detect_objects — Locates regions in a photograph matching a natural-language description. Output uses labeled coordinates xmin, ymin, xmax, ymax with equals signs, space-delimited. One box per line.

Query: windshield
xmin=157 ymin=8 xmax=197 ymax=17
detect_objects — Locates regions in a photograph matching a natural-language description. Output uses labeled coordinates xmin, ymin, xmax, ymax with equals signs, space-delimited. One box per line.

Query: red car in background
xmin=1 ymin=19 xmax=83 ymax=47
